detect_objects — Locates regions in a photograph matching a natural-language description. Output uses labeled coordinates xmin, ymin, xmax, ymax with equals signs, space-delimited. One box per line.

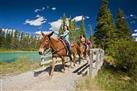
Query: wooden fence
xmin=38 ymin=48 xmax=104 ymax=78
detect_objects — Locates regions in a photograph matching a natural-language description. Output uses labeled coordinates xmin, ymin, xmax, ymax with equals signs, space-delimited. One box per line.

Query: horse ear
xmin=41 ymin=32 xmax=45 ymax=37
xmin=48 ymin=31 xmax=54 ymax=37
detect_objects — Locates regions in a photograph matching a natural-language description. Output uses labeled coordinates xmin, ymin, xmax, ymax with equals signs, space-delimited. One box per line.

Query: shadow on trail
xmin=33 ymin=64 xmax=69 ymax=77
xmin=33 ymin=57 xmax=86 ymax=77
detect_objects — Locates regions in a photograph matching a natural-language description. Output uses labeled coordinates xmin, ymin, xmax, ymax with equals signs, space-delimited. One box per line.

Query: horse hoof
xmin=50 ymin=73 xmax=53 ymax=77
xmin=49 ymin=72 xmax=53 ymax=77
xmin=48 ymin=75 xmax=53 ymax=80
xmin=61 ymin=69 xmax=65 ymax=73
xmin=70 ymin=66 xmax=74 ymax=69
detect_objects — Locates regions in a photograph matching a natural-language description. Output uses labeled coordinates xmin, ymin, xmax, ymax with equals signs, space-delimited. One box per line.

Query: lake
xmin=0 ymin=51 xmax=52 ymax=62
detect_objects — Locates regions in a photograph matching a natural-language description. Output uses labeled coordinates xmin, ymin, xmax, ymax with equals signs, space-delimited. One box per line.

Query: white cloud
xmin=85 ymin=16 xmax=90 ymax=19
xmin=134 ymin=29 xmax=137 ymax=32
xmin=25 ymin=15 xmax=46 ymax=26
xmin=49 ymin=19 xmax=62 ymax=31
xmin=122 ymin=16 xmax=125 ymax=19
xmin=49 ymin=15 xmax=88 ymax=31
xmin=34 ymin=9 xmax=41 ymax=13
xmin=34 ymin=7 xmax=45 ymax=13
xmin=51 ymin=7 xmax=56 ymax=11
xmin=35 ymin=31 xmax=51 ymax=35
xmin=47 ymin=6 xmax=50 ymax=9
xmin=36 ymin=14 xmax=41 ymax=18
xmin=132 ymin=33 xmax=137 ymax=37
xmin=135 ymin=38 xmax=137 ymax=42
xmin=49 ymin=18 xmax=69 ymax=31
xmin=35 ymin=31 xmax=53 ymax=39
xmin=130 ymin=14 xmax=134 ymax=17
xmin=42 ymin=7 xmax=45 ymax=10
xmin=72 ymin=16 xmax=84 ymax=22
xmin=35 ymin=31 xmax=41 ymax=34
xmin=129 ymin=14 xmax=137 ymax=19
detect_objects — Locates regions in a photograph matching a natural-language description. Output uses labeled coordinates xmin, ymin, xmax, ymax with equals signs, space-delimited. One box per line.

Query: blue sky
xmin=0 ymin=0 xmax=137 ymax=36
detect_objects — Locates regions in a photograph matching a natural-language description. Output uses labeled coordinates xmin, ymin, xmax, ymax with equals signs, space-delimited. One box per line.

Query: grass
xmin=0 ymin=48 xmax=38 ymax=53
xmin=0 ymin=56 xmax=40 ymax=77
xmin=74 ymin=76 xmax=102 ymax=91
xmin=96 ymin=66 xmax=137 ymax=91
xmin=0 ymin=48 xmax=37 ymax=53
xmin=74 ymin=65 xmax=137 ymax=91
xmin=0 ymin=48 xmax=19 ymax=53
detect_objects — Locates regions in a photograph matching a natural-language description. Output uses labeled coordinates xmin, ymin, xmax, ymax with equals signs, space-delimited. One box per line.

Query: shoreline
xmin=0 ymin=50 xmax=38 ymax=53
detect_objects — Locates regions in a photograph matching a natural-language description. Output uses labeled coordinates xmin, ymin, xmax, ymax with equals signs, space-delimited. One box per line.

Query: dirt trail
xmin=1 ymin=61 xmax=86 ymax=91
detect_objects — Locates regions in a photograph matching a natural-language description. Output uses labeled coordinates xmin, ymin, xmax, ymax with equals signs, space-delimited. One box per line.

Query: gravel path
xmin=1 ymin=62 xmax=86 ymax=91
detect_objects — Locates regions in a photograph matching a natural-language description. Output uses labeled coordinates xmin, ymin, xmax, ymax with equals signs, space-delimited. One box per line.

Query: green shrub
xmin=104 ymin=56 xmax=116 ymax=66
xmin=107 ymin=39 xmax=137 ymax=73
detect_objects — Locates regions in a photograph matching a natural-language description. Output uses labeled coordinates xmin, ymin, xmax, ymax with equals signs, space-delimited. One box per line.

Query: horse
xmin=38 ymin=32 xmax=81 ymax=76
xmin=71 ymin=42 xmax=81 ymax=65
xmin=79 ymin=42 xmax=88 ymax=59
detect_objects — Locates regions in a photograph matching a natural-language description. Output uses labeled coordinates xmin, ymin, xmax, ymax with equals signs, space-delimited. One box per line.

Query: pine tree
xmin=59 ymin=14 xmax=67 ymax=34
xmin=89 ymin=25 xmax=93 ymax=41
xmin=5 ymin=33 xmax=12 ymax=49
xmin=73 ymin=20 xmax=77 ymax=30
xmin=69 ymin=17 xmax=81 ymax=42
xmin=10 ymin=30 xmax=20 ymax=49
xmin=10 ymin=30 xmax=16 ymax=49
xmin=62 ymin=13 xmax=67 ymax=27
xmin=69 ymin=17 xmax=74 ymax=31
xmin=94 ymin=0 xmax=115 ymax=50
xmin=89 ymin=25 xmax=94 ymax=46
xmin=80 ymin=16 xmax=86 ymax=38
xmin=115 ymin=9 xmax=132 ymax=40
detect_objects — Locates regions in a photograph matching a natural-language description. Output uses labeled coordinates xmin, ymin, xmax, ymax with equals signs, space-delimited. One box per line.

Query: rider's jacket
xmin=53 ymin=31 xmax=59 ymax=37
xmin=62 ymin=30 xmax=70 ymax=44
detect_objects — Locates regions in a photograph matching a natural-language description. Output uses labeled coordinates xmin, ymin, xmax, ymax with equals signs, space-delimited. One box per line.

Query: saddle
xmin=59 ymin=38 xmax=71 ymax=55
xmin=80 ymin=42 xmax=87 ymax=50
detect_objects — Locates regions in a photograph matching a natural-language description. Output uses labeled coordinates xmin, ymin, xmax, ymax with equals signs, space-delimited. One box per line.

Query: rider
xmin=52 ymin=30 xmax=59 ymax=38
xmin=80 ymin=34 xmax=87 ymax=49
xmin=87 ymin=39 xmax=91 ymax=49
xmin=60 ymin=25 xmax=71 ymax=55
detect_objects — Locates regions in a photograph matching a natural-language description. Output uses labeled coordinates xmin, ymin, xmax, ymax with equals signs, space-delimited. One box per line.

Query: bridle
xmin=42 ymin=36 xmax=58 ymax=54
xmin=43 ymin=36 xmax=66 ymax=55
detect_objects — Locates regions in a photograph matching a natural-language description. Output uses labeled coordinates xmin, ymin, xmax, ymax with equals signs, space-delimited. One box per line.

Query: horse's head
xmin=38 ymin=32 xmax=53 ymax=55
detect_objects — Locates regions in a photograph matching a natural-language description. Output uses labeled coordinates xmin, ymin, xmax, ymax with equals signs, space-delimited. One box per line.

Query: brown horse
xmin=71 ymin=42 xmax=81 ymax=65
xmin=38 ymin=32 xmax=80 ymax=76
xmin=79 ymin=43 xmax=88 ymax=59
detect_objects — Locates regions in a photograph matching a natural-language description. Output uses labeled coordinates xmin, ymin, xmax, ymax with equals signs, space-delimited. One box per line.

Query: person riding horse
xmin=60 ymin=25 xmax=71 ymax=56
xmin=80 ymin=34 xmax=87 ymax=58
xmin=80 ymin=34 xmax=87 ymax=50
xmin=38 ymin=31 xmax=81 ymax=76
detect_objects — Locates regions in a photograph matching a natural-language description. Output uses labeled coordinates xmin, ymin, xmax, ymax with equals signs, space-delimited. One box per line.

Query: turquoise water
xmin=0 ymin=51 xmax=51 ymax=62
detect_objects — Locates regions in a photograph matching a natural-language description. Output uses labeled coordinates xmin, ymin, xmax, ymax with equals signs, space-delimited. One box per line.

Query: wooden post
xmin=98 ymin=49 xmax=101 ymax=70
xmin=89 ymin=48 xmax=104 ymax=79
xmin=89 ymin=49 xmax=93 ymax=76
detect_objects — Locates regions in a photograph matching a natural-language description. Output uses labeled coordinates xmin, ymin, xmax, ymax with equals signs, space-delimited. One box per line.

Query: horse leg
xmin=77 ymin=47 xmax=81 ymax=65
xmin=84 ymin=48 xmax=88 ymax=59
xmin=73 ymin=51 xmax=78 ymax=67
xmin=69 ymin=54 xmax=74 ymax=68
xmin=60 ymin=56 xmax=65 ymax=72
xmin=49 ymin=57 xmax=56 ymax=76
xmin=79 ymin=51 xmax=82 ymax=65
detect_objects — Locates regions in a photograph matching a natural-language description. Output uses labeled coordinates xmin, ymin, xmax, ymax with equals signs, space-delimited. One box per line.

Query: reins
xmin=48 ymin=37 xmax=66 ymax=54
